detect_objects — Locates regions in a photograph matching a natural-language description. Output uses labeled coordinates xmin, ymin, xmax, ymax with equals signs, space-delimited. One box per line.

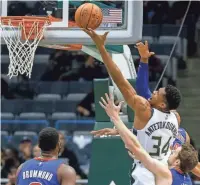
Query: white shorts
xmin=130 ymin=162 xmax=155 ymax=185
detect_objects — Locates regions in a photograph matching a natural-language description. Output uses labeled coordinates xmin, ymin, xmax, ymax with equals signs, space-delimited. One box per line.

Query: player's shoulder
xmin=57 ymin=164 xmax=76 ymax=184
xmin=57 ymin=164 xmax=76 ymax=178
xmin=170 ymin=110 xmax=181 ymax=125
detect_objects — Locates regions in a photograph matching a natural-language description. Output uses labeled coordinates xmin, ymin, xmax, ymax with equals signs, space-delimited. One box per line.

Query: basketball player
xmin=16 ymin=127 xmax=76 ymax=185
xmin=84 ymin=28 xmax=181 ymax=162
xmin=172 ymin=127 xmax=200 ymax=178
xmin=99 ymin=93 xmax=198 ymax=185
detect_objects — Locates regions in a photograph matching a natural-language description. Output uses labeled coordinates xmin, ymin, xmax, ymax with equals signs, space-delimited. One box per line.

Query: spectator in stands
xmin=78 ymin=56 xmax=108 ymax=81
xmin=1 ymin=78 xmax=15 ymax=99
xmin=60 ymin=56 xmax=108 ymax=81
xmin=40 ymin=50 xmax=73 ymax=81
xmin=134 ymin=53 xmax=163 ymax=85
xmin=8 ymin=2 xmax=30 ymax=16
xmin=145 ymin=1 xmax=170 ymax=24
xmin=5 ymin=167 xmax=17 ymax=185
xmin=76 ymin=91 xmax=95 ymax=117
xmin=58 ymin=132 xmax=87 ymax=179
xmin=12 ymin=75 xmax=35 ymax=99
xmin=18 ymin=137 xmax=33 ymax=163
xmin=1 ymin=148 xmax=20 ymax=179
xmin=33 ymin=145 xmax=41 ymax=158
xmin=168 ymin=1 xmax=200 ymax=56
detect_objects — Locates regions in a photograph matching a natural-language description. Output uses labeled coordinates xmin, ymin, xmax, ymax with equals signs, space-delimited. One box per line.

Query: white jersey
xmin=136 ymin=108 xmax=178 ymax=163
xmin=131 ymin=162 xmax=155 ymax=185
xmin=131 ymin=108 xmax=178 ymax=185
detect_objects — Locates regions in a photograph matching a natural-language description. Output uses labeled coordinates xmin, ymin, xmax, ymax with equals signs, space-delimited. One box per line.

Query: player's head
xmin=148 ymin=85 xmax=181 ymax=111
xmin=58 ymin=131 xmax=66 ymax=149
xmin=168 ymin=143 xmax=198 ymax=173
xmin=38 ymin=127 xmax=61 ymax=156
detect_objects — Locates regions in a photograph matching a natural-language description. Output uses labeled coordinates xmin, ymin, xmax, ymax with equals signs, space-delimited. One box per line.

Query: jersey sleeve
xmin=136 ymin=62 xmax=152 ymax=100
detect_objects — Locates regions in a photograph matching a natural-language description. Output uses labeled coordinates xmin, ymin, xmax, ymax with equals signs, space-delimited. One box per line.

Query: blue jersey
xmin=17 ymin=158 xmax=65 ymax=185
xmin=172 ymin=128 xmax=187 ymax=150
xmin=170 ymin=168 xmax=192 ymax=185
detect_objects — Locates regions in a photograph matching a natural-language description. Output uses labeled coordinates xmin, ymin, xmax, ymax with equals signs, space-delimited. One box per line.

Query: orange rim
xmin=0 ymin=16 xmax=51 ymax=40
xmin=0 ymin=16 xmax=81 ymax=47
xmin=0 ymin=16 xmax=51 ymax=26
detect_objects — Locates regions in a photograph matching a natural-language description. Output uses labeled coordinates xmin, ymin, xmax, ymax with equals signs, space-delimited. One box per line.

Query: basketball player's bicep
xmin=192 ymin=162 xmax=200 ymax=178
xmin=59 ymin=165 xmax=76 ymax=185
xmin=185 ymin=131 xmax=190 ymax=144
xmin=134 ymin=96 xmax=152 ymax=120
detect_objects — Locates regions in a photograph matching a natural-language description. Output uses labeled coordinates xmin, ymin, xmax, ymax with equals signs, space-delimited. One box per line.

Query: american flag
xmin=102 ymin=8 xmax=123 ymax=23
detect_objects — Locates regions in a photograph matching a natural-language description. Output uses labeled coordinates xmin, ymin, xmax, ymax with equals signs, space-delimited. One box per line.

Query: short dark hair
xmin=165 ymin=85 xmax=181 ymax=110
xmin=38 ymin=127 xmax=59 ymax=152
xmin=178 ymin=143 xmax=198 ymax=173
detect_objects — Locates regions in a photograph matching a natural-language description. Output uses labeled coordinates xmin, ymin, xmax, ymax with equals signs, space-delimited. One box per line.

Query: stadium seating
xmin=1 ymin=112 xmax=14 ymax=120
xmin=55 ymin=120 xmax=95 ymax=133
xmin=1 ymin=120 xmax=49 ymax=133
xmin=19 ymin=112 xmax=46 ymax=120
xmin=68 ymin=81 xmax=93 ymax=94
xmin=143 ymin=24 xmax=160 ymax=38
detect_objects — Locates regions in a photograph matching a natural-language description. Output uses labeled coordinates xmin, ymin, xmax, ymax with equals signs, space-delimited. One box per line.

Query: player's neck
xmin=155 ymin=106 xmax=170 ymax=113
xmin=41 ymin=151 xmax=58 ymax=159
xmin=174 ymin=167 xmax=185 ymax=174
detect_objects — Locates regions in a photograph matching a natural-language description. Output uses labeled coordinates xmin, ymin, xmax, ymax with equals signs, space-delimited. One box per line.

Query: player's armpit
xmin=192 ymin=162 xmax=200 ymax=178
xmin=58 ymin=164 xmax=76 ymax=185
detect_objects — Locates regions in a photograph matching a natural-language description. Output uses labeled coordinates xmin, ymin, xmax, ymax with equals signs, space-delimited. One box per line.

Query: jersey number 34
xmin=149 ymin=136 xmax=172 ymax=156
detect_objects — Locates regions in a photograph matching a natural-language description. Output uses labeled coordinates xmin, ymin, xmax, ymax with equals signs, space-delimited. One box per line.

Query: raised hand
xmin=135 ymin=41 xmax=155 ymax=62
xmin=82 ymin=28 xmax=109 ymax=48
xmin=99 ymin=93 xmax=124 ymax=119
xmin=91 ymin=128 xmax=118 ymax=137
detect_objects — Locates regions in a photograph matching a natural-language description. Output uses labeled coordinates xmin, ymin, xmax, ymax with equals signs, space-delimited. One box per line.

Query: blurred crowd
xmin=1 ymin=132 xmax=88 ymax=185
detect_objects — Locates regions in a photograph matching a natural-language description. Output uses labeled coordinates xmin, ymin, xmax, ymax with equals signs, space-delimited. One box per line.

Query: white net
xmin=0 ymin=18 xmax=50 ymax=78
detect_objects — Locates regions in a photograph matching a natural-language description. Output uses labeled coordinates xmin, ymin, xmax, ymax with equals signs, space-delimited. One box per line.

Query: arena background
xmin=1 ymin=1 xmax=200 ymax=185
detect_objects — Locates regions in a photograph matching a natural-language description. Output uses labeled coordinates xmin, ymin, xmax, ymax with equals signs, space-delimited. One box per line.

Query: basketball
xmin=75 ymin=3 xmax=103 ymax=30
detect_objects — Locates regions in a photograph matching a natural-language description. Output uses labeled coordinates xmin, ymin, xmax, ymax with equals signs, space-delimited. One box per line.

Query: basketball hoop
xmin=0 ymin=16 xmax=51 ymax=78
xmin=39 ymin=20 xmax=83 ymax=51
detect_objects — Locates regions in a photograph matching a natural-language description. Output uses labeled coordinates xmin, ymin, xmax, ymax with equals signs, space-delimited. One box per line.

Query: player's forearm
xmin=97 ymin=45 xmax=137 ymax=107
xmin=111 ymin=115 xmax=141 ymax=153
xmin=97 ymin=45 xmax=126 ymax=84
xmin=136 ymin=61 xmax=152 ymax=100
xmin=192 ymin=162 xmax=200 ymax=178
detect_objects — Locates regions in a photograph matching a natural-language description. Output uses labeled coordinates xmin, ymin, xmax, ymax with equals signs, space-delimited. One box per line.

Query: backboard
xmin=0 ymin=0 xmax=143 ymax=45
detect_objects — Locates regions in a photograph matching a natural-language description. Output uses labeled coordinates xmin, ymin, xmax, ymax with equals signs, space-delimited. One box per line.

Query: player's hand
xmin=82 ymin=28 xmax=109 ymax=48
xmin=99 ymin=93 xmax=124 ymax=119
xmin=135 ymin=41 xmax=155 ymax=62
xmin=91 ymin=128 xmax=119 ymax=137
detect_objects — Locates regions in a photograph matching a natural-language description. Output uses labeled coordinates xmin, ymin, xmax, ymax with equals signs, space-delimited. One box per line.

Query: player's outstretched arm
xmin=58 ymin=164 xmax=76 ymax=185
xmin=135 ymin=41 xmax=154 ymax=100
xmin=83 ymin=29 xmax=151 ymax=122
xmin=83 ymin=28 xmax=137 ymax=108
xmin=99 ymin=93 xmax=171 ymax=180
xmin=91 ymin=128 xmax=118 ymax=137
xmin=192 ymin=162 xmax=200 ymax=178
